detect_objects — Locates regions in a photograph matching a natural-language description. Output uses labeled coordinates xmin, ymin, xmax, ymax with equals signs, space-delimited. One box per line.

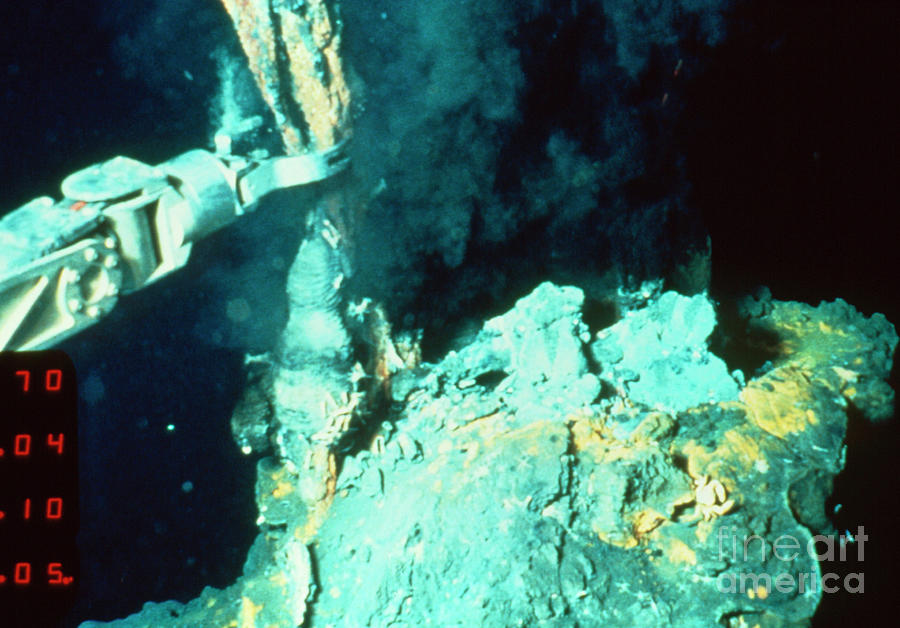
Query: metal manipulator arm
xmin=0 ymin=144 xmax=348 ymax=351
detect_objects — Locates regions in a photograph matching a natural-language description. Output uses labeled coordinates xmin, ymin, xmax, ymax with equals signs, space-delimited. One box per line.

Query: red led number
xmin=4 ymin=563 xmax=74 ymax=587
xmin=48 ymin=562 xmax=74 ymax=586
xmin=12 ymin=368 xmax=63 ymax=392
xmin=14 ymin=562 xmax=31 ymax=584
xmin=8 ymin=433 xmax=65 ymax=457
xmin=47 ymin=433 xmax=65 ymax=454
xmin=47 ymin=497 xmax=63 ymax=519
xmin=21 ymin=498 xmax=64 ymax=520
xmin=14 ymin=434 xmax=31 ymax=456
xmin=45 ymin=368 xmax=62 ymax=391
xmin=15 ymin=369 xmax=29 ymax=392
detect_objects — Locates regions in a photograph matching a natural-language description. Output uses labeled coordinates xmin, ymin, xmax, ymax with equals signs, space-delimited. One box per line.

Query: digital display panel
xmin=0 ymin=350 xmax=79 ymax=626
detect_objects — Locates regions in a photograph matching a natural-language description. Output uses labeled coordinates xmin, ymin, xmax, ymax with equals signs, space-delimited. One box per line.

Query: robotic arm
xmin=1 ymin=0 xmax=352 ymax=351
xmin=0 ymin=143 xmax=348 ymax=351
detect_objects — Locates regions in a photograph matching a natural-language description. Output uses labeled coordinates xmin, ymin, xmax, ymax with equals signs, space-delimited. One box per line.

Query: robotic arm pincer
xmin=0 ymin=143 xmax=348 ymax=350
